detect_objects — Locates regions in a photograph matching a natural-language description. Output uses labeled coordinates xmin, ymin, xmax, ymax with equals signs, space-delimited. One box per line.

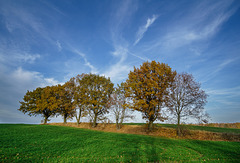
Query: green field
xmin=0 ymin=124 xmax=239 ymax=162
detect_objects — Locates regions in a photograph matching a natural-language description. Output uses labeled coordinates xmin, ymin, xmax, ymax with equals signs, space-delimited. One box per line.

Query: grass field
xmin=1 ymin=124 xmax=240 ymax=162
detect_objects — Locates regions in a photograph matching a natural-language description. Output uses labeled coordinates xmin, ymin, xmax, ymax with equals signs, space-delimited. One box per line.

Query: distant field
xmin=159 ymin=124 xmax=240 ymax=134
xmin=124 ymin=123 xmax=240 ymax=134
xmin=1 ymin=124 xmax=240 ymax=162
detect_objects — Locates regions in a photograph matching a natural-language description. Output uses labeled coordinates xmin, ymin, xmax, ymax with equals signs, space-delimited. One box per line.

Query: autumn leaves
xmin=19 ymin=60 xmax=208 ymax=131
xmin=125 ymin=61 xmax=176 ymax=130
xmin=19 ymin=74 xmax=114 ymax=126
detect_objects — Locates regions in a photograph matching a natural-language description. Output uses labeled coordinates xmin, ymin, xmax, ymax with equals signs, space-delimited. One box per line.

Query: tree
xmin=125 ymin=61 xmax=176 ymax=130
xmin=65 ymin=74 xmax=88 ymax=125
xmin=166 ymin=72 xmax=209 ymax=136
xmin=36 ymin=86 xmax=60 ymax=124
xmin=110 ymin=83 xmax=134 ymax=129
xmin=19 ymin=87 xmax=57 ymax=124
xmin=81 ymin=73 xmax=114 ymax=127
xmin=54 ymin=84 xmax=76 ymax=124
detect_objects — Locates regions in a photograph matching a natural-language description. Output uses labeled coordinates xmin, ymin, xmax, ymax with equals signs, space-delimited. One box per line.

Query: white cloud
xmin=134 ymin=15 xmax=158 ymax=46
xmin=44 ymin=78 xmax=60 ymax=86
xmin=11 ymin=67 xmax=60 ymax=88
xmin=102 ymin=46 xmax=131 ymax=83
xmin=103 ymin=62 xmax=131 ymax=83
xmin=0 ymin=66 xmax=61 ymax=123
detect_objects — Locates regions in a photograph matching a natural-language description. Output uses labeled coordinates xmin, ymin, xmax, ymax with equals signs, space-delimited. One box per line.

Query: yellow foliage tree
xmin=19 ymin=87 xmax=57 ymax=124
xmin=65 ymin=73 xmax=88 ymax=125
xmin=125 ymin=61 xmax=176 ymax=130
xmin=54 ymin=84 xmax=76 ymax=124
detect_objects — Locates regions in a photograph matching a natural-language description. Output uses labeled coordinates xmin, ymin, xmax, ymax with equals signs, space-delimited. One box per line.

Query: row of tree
xmin=19 ymin=61 xmax=209 ymax=132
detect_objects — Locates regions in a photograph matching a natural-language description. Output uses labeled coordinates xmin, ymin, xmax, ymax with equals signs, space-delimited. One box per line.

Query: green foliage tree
xmin=125 ymin=61 xmax=176 ymax=130
xmin=19 ymin=87 xmax=57 ymax=124
xmin=166 ymin=72 xmax=209 ymax=136
xmin=81 ymin=74 xmax=114 ymax=127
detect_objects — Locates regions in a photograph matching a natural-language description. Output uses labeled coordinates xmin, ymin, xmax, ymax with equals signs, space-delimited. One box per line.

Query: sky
xmin=0 ymin=0 xmax=240 ymax=124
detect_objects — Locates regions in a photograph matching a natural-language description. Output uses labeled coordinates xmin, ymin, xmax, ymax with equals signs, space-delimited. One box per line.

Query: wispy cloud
xmin=134 ymin=14 xmax=158 ymax=46
xmin=127 ymin=50 xmax=151 ymax=61
xmin=145 ymin=0 xmax=236 ymax=52
xmin=206 ymin=86 xmax=240 ymax=97
xmin=56 ymin=40 xmax=62 ymax=51
xmin=0 ymin=44 xmax=41 ymax=65
xmin=72 ymin=49 xmax=98 ymax=74
xmin=15 ymin=53 xmax=41 ymax=64
xmin=0 ymin=1 xmax=63 ymax=50
xmin=102 ymin=46 xmax=131 ymax=83
xmin=201 ymin=58 xmax=236 ymax=83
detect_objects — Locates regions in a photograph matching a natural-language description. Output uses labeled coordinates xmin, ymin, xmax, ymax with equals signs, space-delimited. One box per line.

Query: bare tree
xmin=110 ymin=83 xmax=134 ymax=129
xmin=166 ymin=72 xmax=209 ymax=136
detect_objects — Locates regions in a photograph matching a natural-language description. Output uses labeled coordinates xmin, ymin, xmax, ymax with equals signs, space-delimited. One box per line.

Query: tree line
xmin=19 ymin=61 xmax=209 ymax=133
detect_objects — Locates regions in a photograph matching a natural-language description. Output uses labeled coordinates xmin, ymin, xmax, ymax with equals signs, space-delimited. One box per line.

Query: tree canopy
xmin=18 ymin=60 xmax=209 ymax=132
xmin=125 ymin=61 xmax=176 ymax=130
xmin=65 ymin=73 xmax=88 ymax=125
xmin=166 ymin=72 xmax=209 ymax=135
xmin=19 ymin=86 xmax=57 ymax=124
xmin=80 ymin=73 xmax=114 ymax=127
xmin=110 ymin=82 xmax=134 ymax=129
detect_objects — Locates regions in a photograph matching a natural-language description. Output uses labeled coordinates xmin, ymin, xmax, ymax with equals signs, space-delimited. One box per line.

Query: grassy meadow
xmin=1 ymin=124 xmax=240 ymax=162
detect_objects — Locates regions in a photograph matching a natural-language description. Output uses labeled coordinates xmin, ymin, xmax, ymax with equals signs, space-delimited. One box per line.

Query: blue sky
xmin=0 ymin=0 xmax=240 ymax=124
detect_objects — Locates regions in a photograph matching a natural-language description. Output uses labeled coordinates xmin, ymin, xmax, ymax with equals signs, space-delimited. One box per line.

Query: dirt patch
xmin=47 ymin=123 xmax=240 ymax=142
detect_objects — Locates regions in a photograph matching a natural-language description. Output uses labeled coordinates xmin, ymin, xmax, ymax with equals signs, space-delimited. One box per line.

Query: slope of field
xmin=1 ymin=124 xmax=240 ymax=162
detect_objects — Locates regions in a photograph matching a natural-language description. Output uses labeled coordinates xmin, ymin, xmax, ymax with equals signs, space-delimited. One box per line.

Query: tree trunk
xmin=64 ymin=114 xmax=67 ymax=124
xmin=116 ymin=115 xmax=120 ymax=129
xmin=92 ymin=113 xmax=98 ymax=128
xmin=148 ymin=120 xmax=154 ymax=131
xmin=116 ymin=117 xmax=120 ymax=129
xmin=119 ymin=109 xmax=125 ymax=129
xmin=177 ymin=114 xmax=181 ymax=136
xmin=44 ymin=116 xmax=48 ymax=124
xmin=76 ymin=118 xmax=80 ymax=126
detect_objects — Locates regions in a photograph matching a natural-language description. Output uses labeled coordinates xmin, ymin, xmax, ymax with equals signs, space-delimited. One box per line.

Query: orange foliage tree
xmin=125 ymin=61 xmax=176 ymax=130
